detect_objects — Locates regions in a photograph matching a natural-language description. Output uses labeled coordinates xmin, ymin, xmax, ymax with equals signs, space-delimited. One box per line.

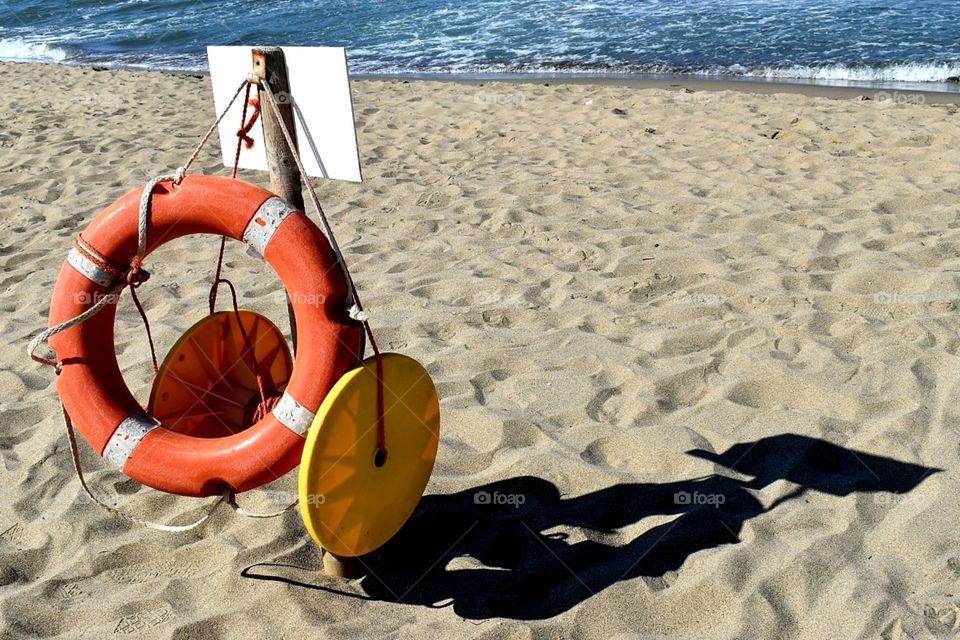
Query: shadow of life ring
xmin=47 ymin=175 xmax=363 ymax=497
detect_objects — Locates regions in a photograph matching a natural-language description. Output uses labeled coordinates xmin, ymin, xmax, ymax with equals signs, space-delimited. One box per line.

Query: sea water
xmin=2 ymin=0 xmax=959 ymax=90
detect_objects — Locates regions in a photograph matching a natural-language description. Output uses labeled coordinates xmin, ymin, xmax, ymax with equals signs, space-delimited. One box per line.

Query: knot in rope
xmin=236 ymin=98 xmax=261 ymax=150
xmin=125 ymin=255 xmax=150 ymax=287
xmin=348 ymin=304 xmax=368 ymax=322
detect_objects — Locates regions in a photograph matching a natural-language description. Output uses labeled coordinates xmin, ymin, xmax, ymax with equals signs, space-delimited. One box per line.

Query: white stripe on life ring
xmin=103 ymin=412 xmax=161 ymax=469
xmin=272 ymin=391 xmax=315 ymax=437
xmin=242 ymin=197 xmax=299 ymax=256
xmin=67 ymin=247 xmax=118 ymax=288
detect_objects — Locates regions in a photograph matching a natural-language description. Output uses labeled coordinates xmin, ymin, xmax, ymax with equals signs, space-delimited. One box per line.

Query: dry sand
xmin=0 ymin=61 xmax=958 ymax=639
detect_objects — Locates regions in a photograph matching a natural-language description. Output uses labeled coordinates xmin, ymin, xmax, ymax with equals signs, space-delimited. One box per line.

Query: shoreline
xmin=370 ymin=73 xmax=960 ymax=103
xmin=5 ymin=59 xmax=960 ymax=103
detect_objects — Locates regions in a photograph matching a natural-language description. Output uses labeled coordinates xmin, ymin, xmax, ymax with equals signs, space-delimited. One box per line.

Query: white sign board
xmin=207 ymin=46 xmax=362 ymax=182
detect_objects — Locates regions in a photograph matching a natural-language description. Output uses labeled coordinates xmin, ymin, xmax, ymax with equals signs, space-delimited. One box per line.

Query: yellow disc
xmin=148 ymin=310 xmax=293 ymax=438
xmin=299 ymin=353 xmax=440 ymax=557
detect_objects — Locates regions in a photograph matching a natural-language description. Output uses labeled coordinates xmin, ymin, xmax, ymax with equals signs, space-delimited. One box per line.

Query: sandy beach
xmin=1 ymin=60 xmax=958 ymax=638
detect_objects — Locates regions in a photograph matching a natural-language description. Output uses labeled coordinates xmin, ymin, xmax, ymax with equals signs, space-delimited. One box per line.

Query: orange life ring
xmin=48 ymin=175 xmax=363 ymax=497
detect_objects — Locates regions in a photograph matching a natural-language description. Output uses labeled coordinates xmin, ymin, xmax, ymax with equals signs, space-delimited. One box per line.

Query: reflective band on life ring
xmin=271 ymin=391 xmax=316 ymax=436
xmin=47 ymin=175 xmax=363 ymax=497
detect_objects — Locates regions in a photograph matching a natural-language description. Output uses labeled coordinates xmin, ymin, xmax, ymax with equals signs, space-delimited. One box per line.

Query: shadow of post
xmin=242 ymin=433 xmax=939 ymax=620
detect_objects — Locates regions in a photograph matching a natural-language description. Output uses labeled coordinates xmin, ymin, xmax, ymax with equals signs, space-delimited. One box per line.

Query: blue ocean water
xmin=2 ymin=0 xmax=960 ymax=88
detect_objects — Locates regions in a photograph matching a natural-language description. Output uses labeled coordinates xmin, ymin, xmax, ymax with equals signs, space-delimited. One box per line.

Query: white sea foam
xmin=0 ymin=39 xmax=67 ymax=63
xmin=385 ymin=61 xmax=960 ymax=86
xmin=752 ymin=62 xmax=960 ymax=83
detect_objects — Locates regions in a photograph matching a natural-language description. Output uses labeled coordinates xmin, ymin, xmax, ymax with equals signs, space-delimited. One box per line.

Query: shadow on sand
xmin=242 ymin=433 xmax=939 ymax=620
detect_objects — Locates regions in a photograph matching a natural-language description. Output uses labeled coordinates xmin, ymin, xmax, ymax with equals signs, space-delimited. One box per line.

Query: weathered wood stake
xmin=251 ymin=46 xmax=359 ymax=580
xmin=252 ymin=46 xmax=300 ymax=354
xmin=322 ymin=551 xmax=360 ymax=579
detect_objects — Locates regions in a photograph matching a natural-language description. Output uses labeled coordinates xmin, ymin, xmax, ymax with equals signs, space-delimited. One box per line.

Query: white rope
xmin=62 ymin=404 xmax=224 ymax=532
xmin=27 ymin=282 xmax=124 ymax=369
xmin=176 ymin=77 xmax=250 ymax=184
xmin=137 ymin=173 xmax=180 ymax=253
xmin=26 ymin=173 xmax=177 ymax=367
xmin=257 ymin=80 xmax=364 ymax=320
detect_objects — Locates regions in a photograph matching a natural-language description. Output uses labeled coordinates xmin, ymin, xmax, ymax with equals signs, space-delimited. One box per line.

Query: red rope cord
xmin=128 ymin=281 xmax=158 ymax=374
xmin=74 ymin=236 xmax=125 ymax=278
xmin=205 ymin=88 xmax=277 ymax=423
xmin=211 ymin=277 xmax=277 ymax=422
xmin=349 ymin=282 xmax=386 ymax=454
xmin=73 ymin=236 xmax=159 ymax=374
xmin=208 ymin=237 xmax=227 ymax=315
xmin=210 ymin=87 xmax=259 ymax=314
xmin=236 ymin=98 xmax=261 ymax=152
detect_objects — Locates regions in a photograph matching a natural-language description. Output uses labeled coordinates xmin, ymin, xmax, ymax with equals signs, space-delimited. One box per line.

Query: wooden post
xmin=252 ymin=46 xmax=359 ymax=580
xmin=252 ymin=47 xmax=300 ymax=353
xmin=323 ymin=551 xmax=361 ymax=578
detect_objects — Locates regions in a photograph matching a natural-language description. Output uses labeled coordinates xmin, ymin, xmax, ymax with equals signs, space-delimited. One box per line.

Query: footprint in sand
xmin=113 ymin=608 xmax=171 ymax=635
